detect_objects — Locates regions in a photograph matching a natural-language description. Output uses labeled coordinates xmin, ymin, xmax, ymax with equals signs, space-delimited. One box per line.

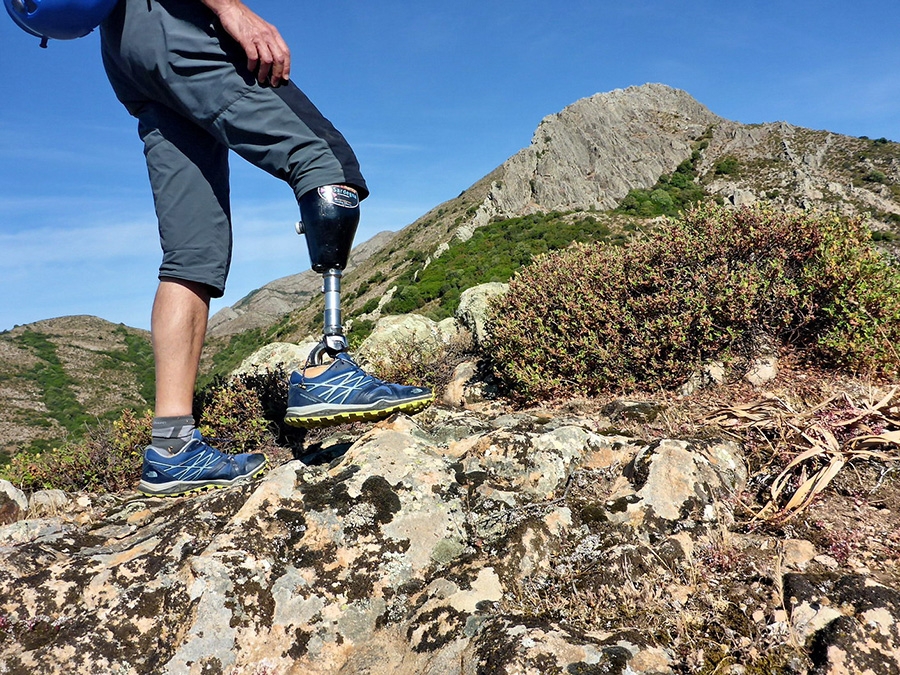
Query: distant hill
xmin=0 ymin=316 xmax=153 ymax=459
xmin=4 ymin=83 xmax=900 ymax=453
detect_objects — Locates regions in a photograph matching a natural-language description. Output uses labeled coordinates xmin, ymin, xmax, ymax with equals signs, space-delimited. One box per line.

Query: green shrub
xmin=348 ymin=318 xmax=375 ymax=349
xmin=358 ymin=298 xmax=380 ymax=315
xmin=194 ymin=378 xmax=274 ymax=453
xmin=194 ymin=370 xmax=308 ymax=454
xmin=617 ymin=155 xmax=707 ymax=218
xmin=381 ymin=212 xmax=615 ymax=319
xmin=489 ymin=203 xmax=900 ymax=400
xmin=714 ymin=156 xmax=740 ymax=175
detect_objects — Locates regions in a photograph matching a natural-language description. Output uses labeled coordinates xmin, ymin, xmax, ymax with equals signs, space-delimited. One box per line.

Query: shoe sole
xmin=283 ymin=393 xmax=435 ymax=429
xmin=137 ymin=460 xmax=268 ymax=498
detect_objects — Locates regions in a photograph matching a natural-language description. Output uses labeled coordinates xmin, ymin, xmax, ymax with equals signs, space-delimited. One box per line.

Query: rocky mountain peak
xmin=458 ymin=84 xmax=722 ymax=238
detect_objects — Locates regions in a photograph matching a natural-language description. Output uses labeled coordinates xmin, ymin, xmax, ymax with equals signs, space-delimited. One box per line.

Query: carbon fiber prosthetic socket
xmin=296 ymin=186 xmax=361 ymax=364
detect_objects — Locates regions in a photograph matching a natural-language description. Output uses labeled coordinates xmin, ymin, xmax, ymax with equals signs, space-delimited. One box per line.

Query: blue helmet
xmin=4 ymin=0 xmax=118 ymax=45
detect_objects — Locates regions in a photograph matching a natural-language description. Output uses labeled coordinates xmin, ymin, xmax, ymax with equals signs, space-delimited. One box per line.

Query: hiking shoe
xmin=138 ymin=430 xmax=267 ymax=497
xmin=284 ymin=353 xmax=434 ymax=428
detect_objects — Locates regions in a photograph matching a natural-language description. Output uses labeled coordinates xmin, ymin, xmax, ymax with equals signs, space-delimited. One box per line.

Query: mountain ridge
xmin=262 ymin=83 xmax=900 ymax=347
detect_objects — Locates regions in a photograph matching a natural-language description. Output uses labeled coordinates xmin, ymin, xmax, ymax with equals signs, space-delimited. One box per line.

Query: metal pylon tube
xmin=323 ymin=268 xmax=343 ymax=337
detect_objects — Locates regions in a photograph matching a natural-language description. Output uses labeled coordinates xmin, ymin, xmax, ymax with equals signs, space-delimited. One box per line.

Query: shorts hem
xmin=158 ymin=274 xmax=226 ymax=299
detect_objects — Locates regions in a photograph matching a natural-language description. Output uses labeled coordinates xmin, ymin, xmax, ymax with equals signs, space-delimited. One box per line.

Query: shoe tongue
xmin=334 ymin=352 xmax=358 ymax=365
xmin=180 ymin=429 xmax=205 ymax=450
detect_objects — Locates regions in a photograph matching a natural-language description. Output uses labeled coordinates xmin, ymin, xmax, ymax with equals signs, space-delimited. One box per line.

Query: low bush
xmin=364 ymin=333 xmax=475 ymax=397
xmin=617 ymin=151 xmax=708 ymax=218
xmin=714 ymin=155 xmax=741 ymax=175
xmin=194 ymin=378 xmax=274 ymax=453
xmin=489 ymin=203 xmax=900 ymax=400
xmin=1 ymin=409 xmax=152 ymax=493
xmin=195 ymin=370 xmax=307 ymax=455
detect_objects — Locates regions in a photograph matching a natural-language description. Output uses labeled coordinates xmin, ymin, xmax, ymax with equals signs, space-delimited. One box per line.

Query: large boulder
xmin=355 ymin=313 xmax=444 ymax=365
xmin=455 ymin=282 xmax=509 ymax=348
xmin=233 ymin=340 xmax=320 ymax=376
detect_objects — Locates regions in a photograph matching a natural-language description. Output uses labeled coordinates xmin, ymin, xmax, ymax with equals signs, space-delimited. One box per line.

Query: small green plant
xmin=872 ymin=230 xmax=898 ymax=242
xmin=489 ymin=203 xmax=900 ymax=400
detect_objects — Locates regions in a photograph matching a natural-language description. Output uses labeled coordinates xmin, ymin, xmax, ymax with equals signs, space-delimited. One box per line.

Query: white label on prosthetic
xmin=319 ymin=185 xmax=359 ymax=209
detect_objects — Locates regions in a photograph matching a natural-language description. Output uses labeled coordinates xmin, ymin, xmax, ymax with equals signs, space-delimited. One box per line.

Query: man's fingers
xmin=271 ymin=36 xmax=290 ymax=84
xmin=243 ymin=39 xmax=259 ymax=76
xmin=254 ymin=41 xmax=274 ymax=84
xmin=213 ymin=4 xmax=290 ymax=86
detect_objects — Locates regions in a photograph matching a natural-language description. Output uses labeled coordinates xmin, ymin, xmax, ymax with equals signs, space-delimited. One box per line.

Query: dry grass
xmin=704 ymin=387 xmax=900 ymax=522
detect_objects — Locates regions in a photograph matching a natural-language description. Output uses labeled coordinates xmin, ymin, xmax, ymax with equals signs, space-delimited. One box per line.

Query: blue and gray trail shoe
xmin=138 ymin=430 xmax=267 ymax=497
xmin=284 ymin=353 xmax=434 ymax=428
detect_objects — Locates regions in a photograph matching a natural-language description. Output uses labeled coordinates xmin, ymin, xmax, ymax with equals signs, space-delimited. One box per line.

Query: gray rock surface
xmin=463 ymin=84 xmax=722 ymax=233
xmin=455 ymin=282 xmax=509 ymax=348
xmin=1 ymin=405 xmax=896 ymax=674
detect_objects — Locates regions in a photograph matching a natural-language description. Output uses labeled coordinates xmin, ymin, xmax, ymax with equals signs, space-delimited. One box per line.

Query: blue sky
xmin=2 ymin=0 xmax=899 ymax=332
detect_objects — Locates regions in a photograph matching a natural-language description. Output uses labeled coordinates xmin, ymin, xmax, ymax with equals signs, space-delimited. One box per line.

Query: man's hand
xmin=202 ymin=0 xmax=291 ymax=87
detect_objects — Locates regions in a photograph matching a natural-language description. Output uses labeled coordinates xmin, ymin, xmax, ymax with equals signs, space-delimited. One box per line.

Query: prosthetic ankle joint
xmin=296 ymin=185 xmax=360 ymax=366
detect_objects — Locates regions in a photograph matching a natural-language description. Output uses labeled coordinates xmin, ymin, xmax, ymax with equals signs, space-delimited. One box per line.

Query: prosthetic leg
xmin=285 ymin=184 xmax=434 ymax=429
xmin=295 ymin=185 xmax=360 ymax=366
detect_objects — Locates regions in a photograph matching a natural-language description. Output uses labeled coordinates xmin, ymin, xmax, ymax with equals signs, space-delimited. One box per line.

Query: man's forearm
xmin=199 ymin=0 xmax=243 ymax=19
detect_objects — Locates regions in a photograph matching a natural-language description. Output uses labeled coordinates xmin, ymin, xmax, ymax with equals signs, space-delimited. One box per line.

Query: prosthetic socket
xmin=296 ymin=185 xmax=360 ymax=365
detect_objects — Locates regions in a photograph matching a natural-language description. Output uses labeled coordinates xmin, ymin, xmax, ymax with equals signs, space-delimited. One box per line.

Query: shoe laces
xmin=302 ymin=352 xmax=384 ymax=386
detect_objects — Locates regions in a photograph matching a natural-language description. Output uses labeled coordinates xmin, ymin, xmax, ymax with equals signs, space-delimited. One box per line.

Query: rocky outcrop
xmin=458 ymin=84 xmax=723 ymax=237
xmin=700 ymin=121 xmax=900 ymax=220
xmin=1 ymin=404 xmax=897 ymax=674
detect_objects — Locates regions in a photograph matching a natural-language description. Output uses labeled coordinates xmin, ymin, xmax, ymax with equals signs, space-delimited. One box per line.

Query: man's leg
xmin=140 ymin=273 xmax=267 ymax=497
xmin=152 ymin=277 xmax=210 ymax=418
xmin=128 ymin=108 xmax=266 ymax=496
xmin=138 ymin=106 xmax=230 ymax=454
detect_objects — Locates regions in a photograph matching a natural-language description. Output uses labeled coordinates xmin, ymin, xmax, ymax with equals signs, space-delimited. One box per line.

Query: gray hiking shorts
xmin=100 ymin=0 xmax=368 ymax=297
